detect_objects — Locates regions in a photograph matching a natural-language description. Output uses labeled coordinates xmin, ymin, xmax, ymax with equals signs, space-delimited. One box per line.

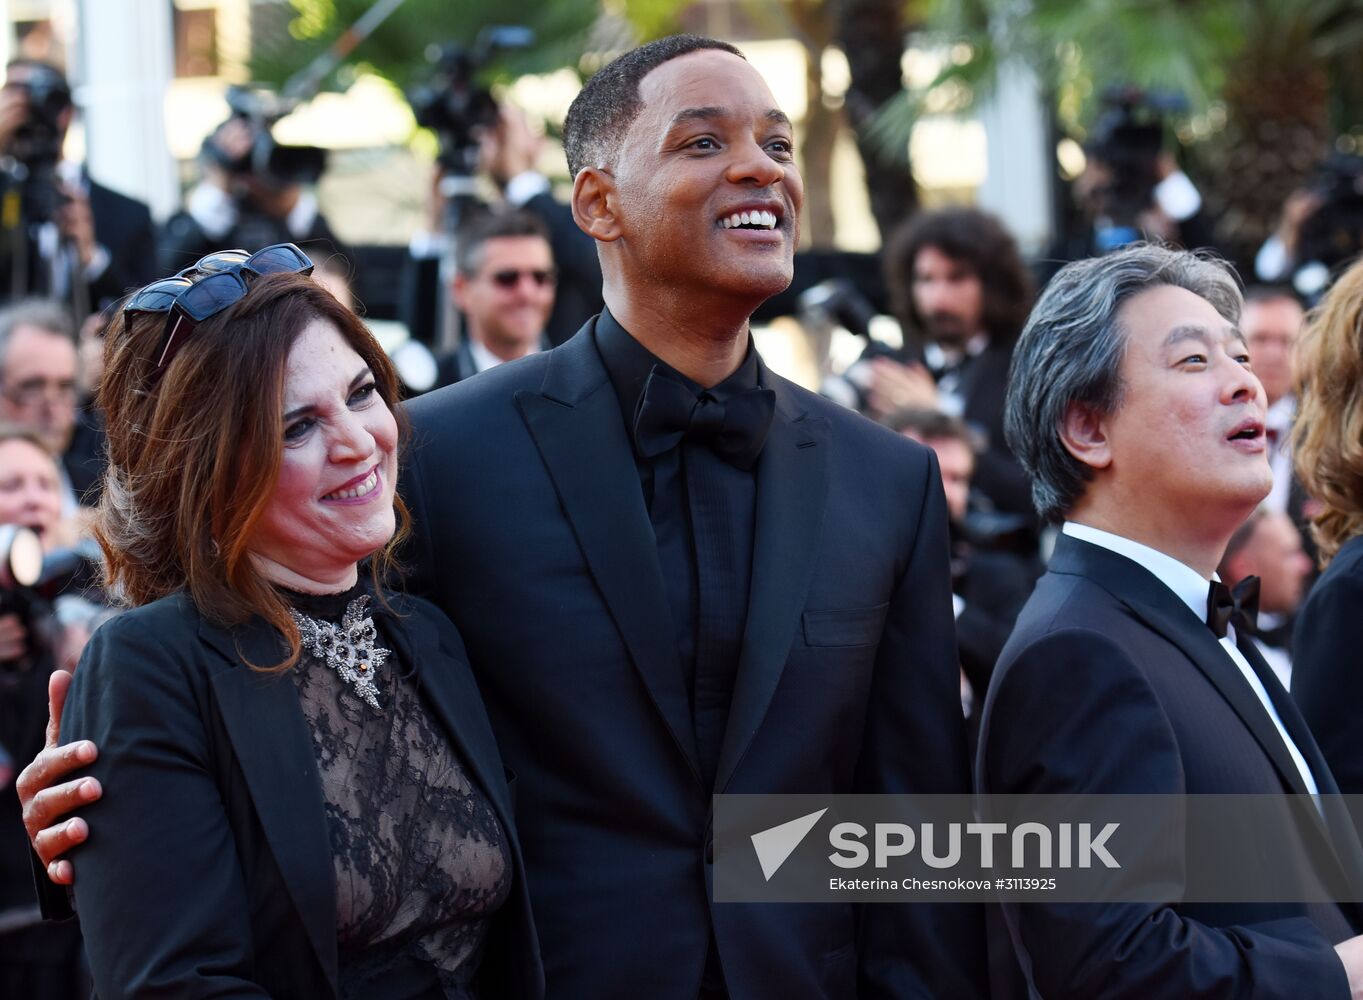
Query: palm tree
xmin=897 ymin=0 xmax=1363 ymax=267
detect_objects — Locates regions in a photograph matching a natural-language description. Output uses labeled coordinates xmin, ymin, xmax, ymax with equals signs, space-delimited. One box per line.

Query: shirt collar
xmin=1265 ymin=394 xmax=1295 ymax=432
xmin=1062 ymin=521 xmax=1215 ymax=621
xmin=468 ymin=336 xmax=539 ymax=375
xmin=594 ymin=306 xmax=762 ymax=439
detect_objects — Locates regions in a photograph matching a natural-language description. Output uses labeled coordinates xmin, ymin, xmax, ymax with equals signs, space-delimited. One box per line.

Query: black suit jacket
xmin=953 ymin=342 xmax=1033 ymax=521
xmin=1294 ymin=535 xmax=1363 ymax=832
xmin=978 ymin=533 xmax=1363 ymax=999
xmin=401 ymin=318 xmax=986 ymax=999
xmin=57 ymin=592 xmax=542 ymax=1000
xmin=0 ymin=175 xmax=157 ymax=309
xmin=87 ymin=179 xmax=159 ymax=307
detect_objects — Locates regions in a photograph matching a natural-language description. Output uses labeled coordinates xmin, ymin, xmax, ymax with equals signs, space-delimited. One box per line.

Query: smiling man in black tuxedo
xmin=978 ymin=243 xmax=1363 ymax=998
xmin=21 ymin=35 xmax=983 ymax=999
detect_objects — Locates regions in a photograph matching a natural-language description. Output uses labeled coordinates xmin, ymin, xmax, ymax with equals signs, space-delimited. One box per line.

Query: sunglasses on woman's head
xmin=123 ymin=243 xmax=315 ymax=374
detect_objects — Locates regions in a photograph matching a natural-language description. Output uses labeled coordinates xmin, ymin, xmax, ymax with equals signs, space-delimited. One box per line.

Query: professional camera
xmin=406 ymin=25 xmax=534 ymax=177
xmin=0 ymin=525 xmax=99 ymax=672
xmin=1085 ymin=86 xmax=1188 ymax=252
xmin=3 ymin=62 xmax=72 ymax=224
xmin=209 ymin=85 xmax=327 ymax=187
xmin=1295 ymin=152 xmax=1363 ymax=279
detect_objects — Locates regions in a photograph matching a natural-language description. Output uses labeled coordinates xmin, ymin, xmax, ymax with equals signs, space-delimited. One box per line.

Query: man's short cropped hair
xmin=883 ymin=207 xmax=1034 ymax=346
xmin=454 ymin=209 xmax=552 ymax=276
xmin=562 ymin=34 xmax=744 ymax=179
xmin=1004 ymin=243 xmax=1242 ymax=524
xmin=1243 ymin=284 xmax=1302 ymax=309
xmin=0 ymin=297 xmax=76 ymax=377
xmin=882 ymin=407 xmax=981 ymax=453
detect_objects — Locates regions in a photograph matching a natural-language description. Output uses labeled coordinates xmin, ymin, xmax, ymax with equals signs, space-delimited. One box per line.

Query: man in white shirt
xmin=1241 ymin=287 xmax=1306 ymax=517
xmin=978 ymin=242 xmax=1363 ymax=998
xmin=1219 ymin=507 xmax=1314 ymax=689
xmin=433 ymin=209 xmax=554 ymax=387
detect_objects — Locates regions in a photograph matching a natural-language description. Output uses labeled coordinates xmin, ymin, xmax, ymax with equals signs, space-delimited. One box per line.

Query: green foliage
xmin=907 ymin=0 xmax=1363 ymax=136
xmin=249 ymin=0 xmax=601 ymax=92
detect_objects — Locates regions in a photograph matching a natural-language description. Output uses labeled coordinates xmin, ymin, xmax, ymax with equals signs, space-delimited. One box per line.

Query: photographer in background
xmin=1050 ymin=87 xmax=1216 ymax=267
xmin=404 ymin=104 xmax=602 ymax=349
xmin=837 ymin=207 xmax=1036 ymax=526
xmin=0 ymin=424 xmax=99 ymax=1000
xmin=159 ymin=109 xmax=351 ymax=304
xmin=886 ymin=408 xmax=1040 ymax=724
xmin=1255 ymin=153 xmax=1363 ymax=301
xmin=0 ymin=59 xmax=158 ymax=314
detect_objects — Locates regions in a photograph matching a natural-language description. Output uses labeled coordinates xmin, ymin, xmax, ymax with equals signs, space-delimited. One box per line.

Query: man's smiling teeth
xmin=324 ymin=469 xmax=378 ymax=501
xmin=720 ymin=210 xmax=778 ymax=230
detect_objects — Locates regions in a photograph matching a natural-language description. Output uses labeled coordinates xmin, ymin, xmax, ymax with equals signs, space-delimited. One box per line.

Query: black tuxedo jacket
xmin=978 ymin=533 xmax=1363 ymax=999
xmin=87 ymin=179 xmax=159 ymax=307
xmin=0 ymin=176 xmax=157 ymax=308
xmin=402 ymin=318 xmax=986 ymax=999
xmin=56 ymin=592 xmax=542 ymax=1000
xmin=1294 ymin=534 xmax=1363 ymax=832
xmin=953 ymin=342 xmax=1033 ymax=521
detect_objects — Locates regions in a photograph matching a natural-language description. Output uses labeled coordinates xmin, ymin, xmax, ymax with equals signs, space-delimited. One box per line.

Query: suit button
xmin=705 ymin=842 xmax=714 ymax=864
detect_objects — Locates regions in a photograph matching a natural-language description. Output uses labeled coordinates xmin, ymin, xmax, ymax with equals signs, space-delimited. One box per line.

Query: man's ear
xmin=572 ymin=167 xmax=621 ymax=243
xmin=1059 ymin=401 xmax=1113 ymax=472
xmin=450 ymin=273 xmax=469 ymax=311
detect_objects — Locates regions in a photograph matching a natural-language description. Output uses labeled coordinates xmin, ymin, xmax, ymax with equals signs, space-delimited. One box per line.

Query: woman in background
xmin=1290 ymin=256 xmax=1363 ymax=838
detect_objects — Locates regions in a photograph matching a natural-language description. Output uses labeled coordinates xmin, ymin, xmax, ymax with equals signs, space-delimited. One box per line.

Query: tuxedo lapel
xmin=1051 ymin=536 xmax=1314 ymax=799
xmin=199 ymin=619 xmax=339 ymax=996
xmin=716 ymin=373 xmax=830 ymax=792
xmin=516 ymin=326 xmax=702 ymax=781
xmin=1236 ymin=633 xmax=1363 ymax=897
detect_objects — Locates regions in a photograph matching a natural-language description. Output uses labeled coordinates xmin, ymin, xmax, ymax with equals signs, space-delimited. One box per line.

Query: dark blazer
xmin=431 ymin=336 xmax=552 ymax=390
xmin=87 ymin=178 xmax=159 ymax=308
xmin=401 ymin=318 xmax=985 ymax=999
xmin=58 ymin=591 xmax=542 ymax=1000
xmin=1294 ymin=534 xmax=1363 ymax=832
xmin=0 ymin=176 xmax=157 ymax=309
xmin=954 ymin=342 xmax=1033 ymax=522
xmin=978 ymin=533 xmax=1363 ymax=999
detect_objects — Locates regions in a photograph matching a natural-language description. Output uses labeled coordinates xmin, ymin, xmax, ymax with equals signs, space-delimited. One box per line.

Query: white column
xmin=0 ymin=1 xmax=11 ymax=68
xmin=976 ymin=58 xmax=1053 ymax=258
xmin=74 ymin=0 xmax=176 ymax=221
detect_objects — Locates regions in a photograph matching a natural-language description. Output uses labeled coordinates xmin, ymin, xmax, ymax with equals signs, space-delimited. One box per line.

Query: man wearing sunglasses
xmin=436 ymin=209 xmax=555 ymax=387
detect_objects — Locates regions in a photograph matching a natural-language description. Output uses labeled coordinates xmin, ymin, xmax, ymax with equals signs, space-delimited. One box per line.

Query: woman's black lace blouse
xmin=283 ymin=585 xmax=510 ymax=999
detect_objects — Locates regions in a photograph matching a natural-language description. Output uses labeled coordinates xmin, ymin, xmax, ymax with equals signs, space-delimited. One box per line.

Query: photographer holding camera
xmin=401 ymin=31 xmax=603 ymax=352
xmin=0 ymin=60 xmax=158 ymax=315
xmin=159 ymin=104 xmax=351 ymax=303
xmin=1050 ymin=87 xmax=1218 ymax=268
xmin=0 ymin=423 xmax=102 ymax=999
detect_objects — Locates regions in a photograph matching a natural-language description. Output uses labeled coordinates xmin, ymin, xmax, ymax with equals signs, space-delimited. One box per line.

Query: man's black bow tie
xmin=1206 ymin=576 xmax=1260 ymax=639
xmin=632 ymin=366 xmax=775 ymax=471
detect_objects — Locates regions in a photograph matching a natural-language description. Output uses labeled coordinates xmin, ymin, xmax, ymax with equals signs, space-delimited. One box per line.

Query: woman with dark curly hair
xmin=1290 ymin=256 xmax=1363 ymax=836
xmin=49 ymin=245 xmax=542 ymax=999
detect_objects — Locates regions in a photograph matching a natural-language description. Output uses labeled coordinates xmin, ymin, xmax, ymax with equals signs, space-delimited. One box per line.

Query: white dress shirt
xmin=1063 ymin=522 xmax=1321 ymax=804
xmin=468 ymin=337 xmax=539 ymax=375
xmin=1263 ymin=395 xmax=1296 ymax=516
